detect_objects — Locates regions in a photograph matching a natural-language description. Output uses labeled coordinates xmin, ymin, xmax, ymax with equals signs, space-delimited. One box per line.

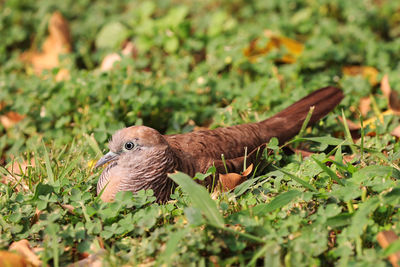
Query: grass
xmin=2 ymin=0 xmax=400 ymax=266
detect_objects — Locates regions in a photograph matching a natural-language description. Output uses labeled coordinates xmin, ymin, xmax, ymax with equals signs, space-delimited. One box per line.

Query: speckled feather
xmin=96 ymin=86 xmax=343 ymax=202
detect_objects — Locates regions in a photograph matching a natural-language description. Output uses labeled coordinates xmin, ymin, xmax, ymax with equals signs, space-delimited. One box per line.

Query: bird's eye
xmin=124 ymin=141 xmax=135 ymax=150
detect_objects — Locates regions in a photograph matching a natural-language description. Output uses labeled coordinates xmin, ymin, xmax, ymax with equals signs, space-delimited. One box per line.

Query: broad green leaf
xmin=352 ymin=165 xmax=400 ymax=182
xmin=138 ymin=1 xmax=156 ymax=18
xmin=334 ymin=145 xmax=343 ymax=164
xmin=383 ymin=188 xmax=400 ymax=205
xmin=348 ymin=197 xmax=380 ymax=238
xmin=234 ymin=177 xmax=257 ymax=196
xmin=267 ymin=137 xmax=279 ymax=150
xmin=33 ymin=183 xmax=54 ymax=201
xmin=326 ymin=213 xmax=353 ymax=228
xmin=96 ymin=21 xmax=129 ymax=49
xmin=163 ymin=6 xmax=188 ymax=27
xmin=164 ymin=37 xmax=179 ymax=53
xmin=253 ymin=190 xmax=302 ymax=215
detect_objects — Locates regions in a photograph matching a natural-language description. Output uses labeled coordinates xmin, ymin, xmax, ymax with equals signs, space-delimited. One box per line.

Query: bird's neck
xmin=114 ymin=146 xmax=177 ymax=202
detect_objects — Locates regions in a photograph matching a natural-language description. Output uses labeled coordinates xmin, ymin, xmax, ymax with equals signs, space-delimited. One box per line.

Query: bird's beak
xmin=95 ymin=151 xmax=119 ymax=168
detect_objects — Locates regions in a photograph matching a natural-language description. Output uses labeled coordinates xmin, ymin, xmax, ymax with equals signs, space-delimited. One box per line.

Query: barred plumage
xmin=95 ymin=86 xmax=343 ymax=202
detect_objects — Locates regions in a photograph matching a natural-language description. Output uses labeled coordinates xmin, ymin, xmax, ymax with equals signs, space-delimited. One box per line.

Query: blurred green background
xmin=2 ymin=1 xmax=400 ymax=266
xmin=1 ymin=0 xmax=400 ymax=160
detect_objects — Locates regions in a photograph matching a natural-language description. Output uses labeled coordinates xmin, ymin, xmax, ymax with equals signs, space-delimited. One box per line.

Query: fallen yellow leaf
xmin=362 ymin=109 xmax=393 ymax=129
xmin=20 ymin=11 xmax=71 ymax=79
xmin=100 ymin=41 xmax=137 ymax=71
xmin=243 ymin=30 xmax=303 ymax=64
xmin=9 ymin=240 xmax=42 ymax=267
xmin=359 ymin=96 xmax=371 ymax=117
xmin=0 ymin=111 xmax=25 ymax=129
xmin=0 ymin=251 xmax=29 ymax=267
xmin=342 ymin=66 xmax=379 ymax=86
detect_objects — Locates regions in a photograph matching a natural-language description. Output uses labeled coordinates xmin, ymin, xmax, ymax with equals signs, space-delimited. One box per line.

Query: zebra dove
xmin=95 ymin=86 xmax=343 ymax=202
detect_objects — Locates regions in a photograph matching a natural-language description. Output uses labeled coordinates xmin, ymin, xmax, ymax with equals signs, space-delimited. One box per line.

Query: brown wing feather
xmin=165 ymin=86 xmax=343 ymax=163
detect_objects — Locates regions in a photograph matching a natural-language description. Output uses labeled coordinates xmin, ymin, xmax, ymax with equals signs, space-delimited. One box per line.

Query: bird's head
xmin=95 ymin=126 xmax=176 ymax=202
xmin=95 ymin=126 xmax=169 ymax=168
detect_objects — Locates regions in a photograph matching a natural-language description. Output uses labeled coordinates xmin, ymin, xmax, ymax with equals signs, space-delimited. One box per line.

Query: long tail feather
xmin=261 ymin=86 xmax=344 ymax=144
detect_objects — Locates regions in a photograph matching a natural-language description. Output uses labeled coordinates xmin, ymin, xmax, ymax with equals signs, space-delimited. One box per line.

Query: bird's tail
xmin=210 ymin=86 xmax=344 ymax=181
xmin=260 ymin=86 xmax=344 ymax=144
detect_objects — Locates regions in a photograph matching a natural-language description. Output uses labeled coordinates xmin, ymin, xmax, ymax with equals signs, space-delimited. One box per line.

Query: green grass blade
xmin=382 ymin=238 xmax=400 ymax=258
xmin=155 ymin=229 xmax=187 ymax=266
xmin=272 ymin=165 xmax=317 ymax=192
xmin=84 ymin=133 xmax=103 ymax=156
xmin=297 ymin=106 xmax=315 ymax=139
xmin=246 ymin=244 xmax=270 ymax=267
xmin=42 ymin=141 xmax=54 ymax=184
xmin=58 ymin=156 xmax=81 ymax=181
xmin=312 ymin=156 xmax=345 ymax=186
xmin=288 ymin=136 xmax=350 ymax=147
xmin=168 ymin=172 xmax=224 ymax=227
xmin=341 ymin=109 xmax=357 ymax=154
xmin=253 ymin=190 xmax=302 ymax=215
xmin=359 ymin=111 xmax=365 ymax=161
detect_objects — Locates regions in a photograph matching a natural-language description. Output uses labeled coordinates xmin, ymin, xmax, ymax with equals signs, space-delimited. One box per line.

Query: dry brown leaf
xmin=271 ymin=66 xmax=285 ymax=89
xmin=209 ymin=256 xmax=220 ymax=267
xmin=241 ymin=163 xmax=253 ymax=177
xmin=55 ymin=68 xmax=70 ymax=82
xmin=342 ymin=66 xmax=379 ymax=86
xmin=219 ymin=173 xmax=244 ymax=191
xmin=6 ymin=158 xmax=35 ymax=176
xmin=0 ymin=111 xmax=25 ymax=129
xmin=377 ymin=230 xmax=400 ymax=267
xmin=243 ymin=31 xmax=303 ymax=64
xmin=391 ymin=125 xmax=400 ymax=138
xmin=100 ymin=41 xmax=137 ymax=71
xmin=100 ymin=54 xmax=121 ymax=71
xmin=30 ymin=208 xmax=41 ymax=225
xmin=378 ymin=74 xmax=400 ymax=115
xmin=294 ymin=149 xmax=315 ymax=159
xmin=9 ymin=240 xmax=42 ymax=267
xmin=362 ymin=109 xmax=393 ymax=130
xmin=0 ymin=251 xmax=29 ymax=267
xmin=61 ymin=204 xmax=75 ymax=214
xmin=373 ymin=0 xmax=387 ymax=6
xmin=20 ymin=11 xmax=71 ymax=76
xmin=1 ymin=157 xmax=34 ymax=191
xmin=389 ymin=90 xmax=400 ymax=115
xmin=381 ymin=74 xmax=391 ymax=98
xmin=219 ymin=164 xmax=253 ymax=191
xmin=342 ymin=154 xmax=355 ymax=163
xmin=359 ymin=97 xmax=371 ymax=117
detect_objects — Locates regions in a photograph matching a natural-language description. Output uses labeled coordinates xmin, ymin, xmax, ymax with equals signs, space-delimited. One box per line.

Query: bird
xmin=95 ymin=86 xmax=343 ymax=202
